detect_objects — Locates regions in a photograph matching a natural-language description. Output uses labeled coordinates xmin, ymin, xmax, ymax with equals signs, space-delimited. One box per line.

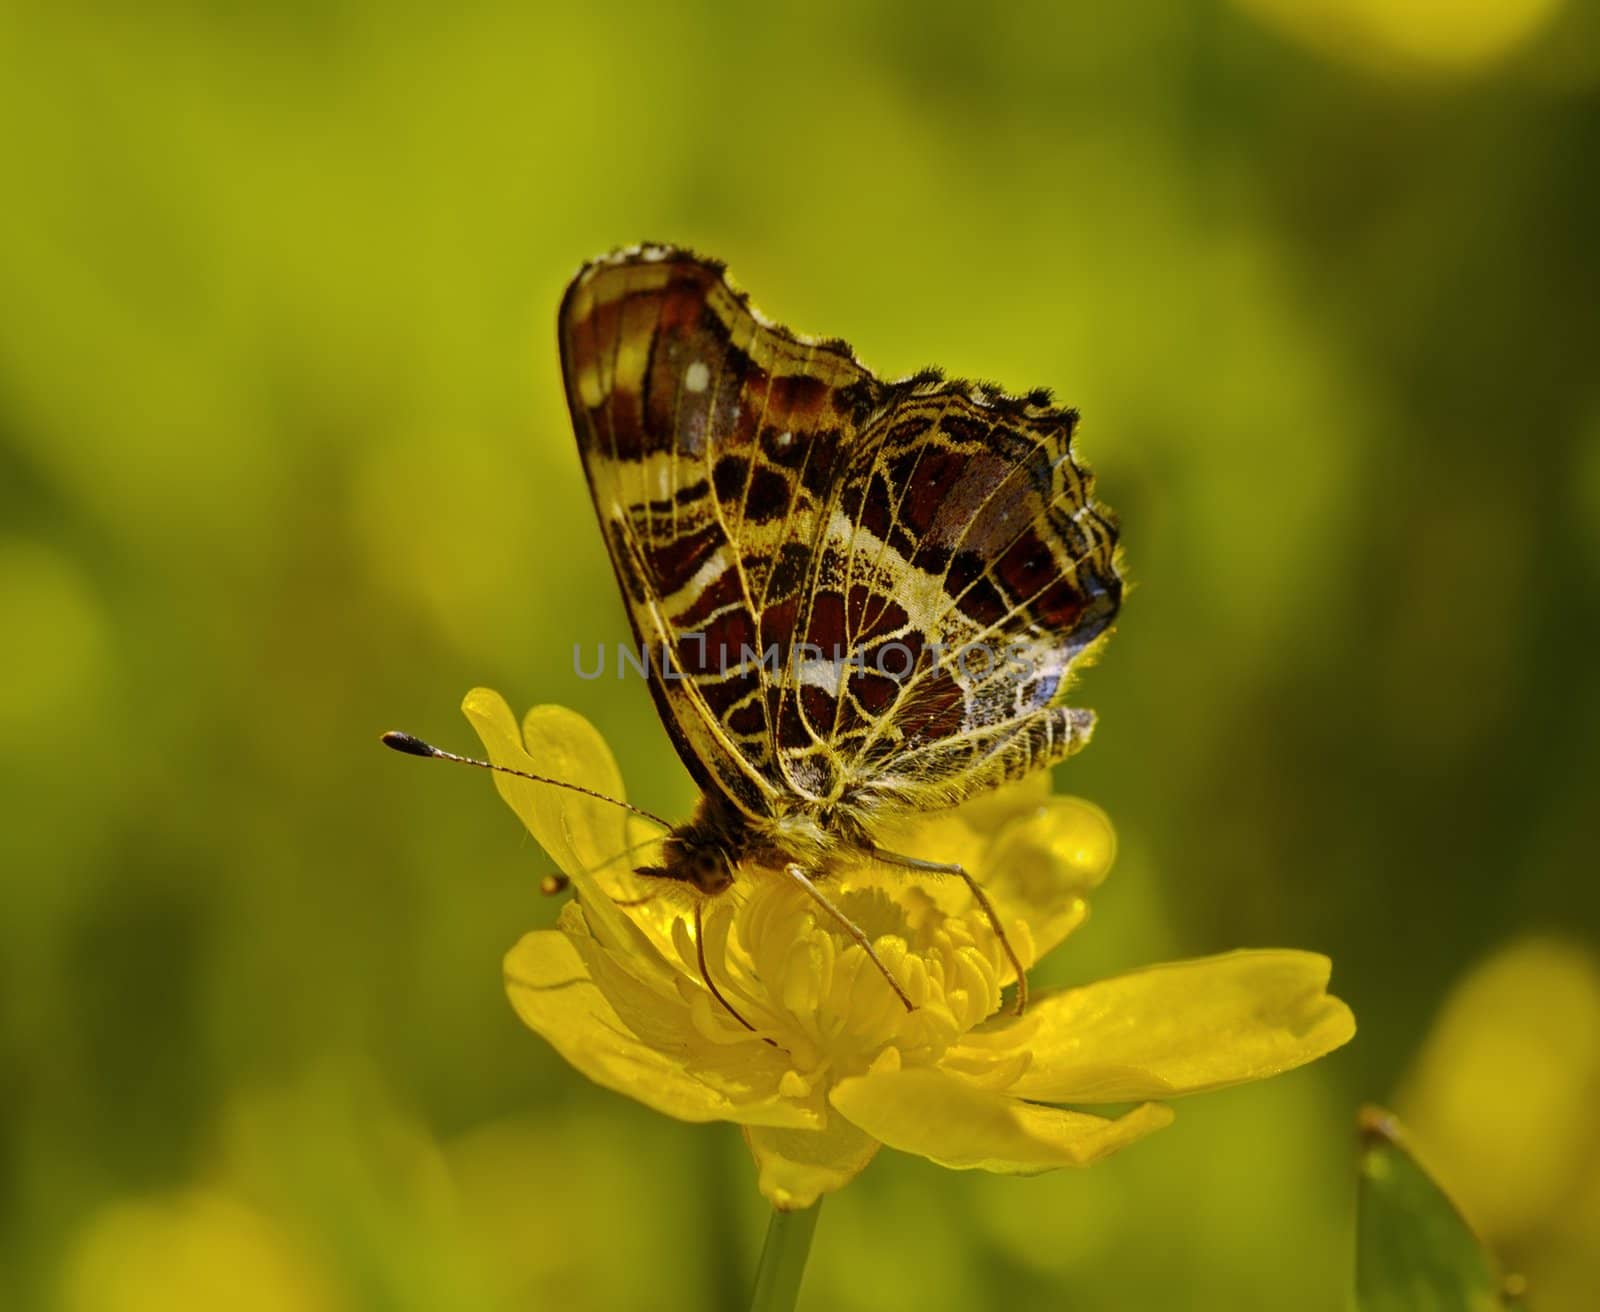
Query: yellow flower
xmin=467 ymin=688 xmax=1355 ymax=1210
xmin=1395 ymin=937 xmax=1600 ymax=1307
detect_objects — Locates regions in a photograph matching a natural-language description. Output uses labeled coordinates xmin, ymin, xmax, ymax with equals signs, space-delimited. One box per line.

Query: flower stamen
xmin=780 ymin=864 xmax=917 ymax=1013
xmin=872 ymin=847 xmax=1031 ymax=1016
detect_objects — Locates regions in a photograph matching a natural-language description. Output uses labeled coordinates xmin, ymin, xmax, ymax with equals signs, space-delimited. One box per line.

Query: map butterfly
xmin=387 ymin=244 xmax=1122 ymax=1021
xmin=559 ymin=244 xmax=1122 ymax=1016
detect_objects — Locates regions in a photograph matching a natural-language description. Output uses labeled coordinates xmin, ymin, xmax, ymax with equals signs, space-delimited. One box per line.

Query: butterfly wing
xmin=772 ymin=379 xmax=1122 ymax=811
xmin=560 ymin=245 xmax=1122 ymax=826
xmin=558 ymin=245 xmax=879 ymax=819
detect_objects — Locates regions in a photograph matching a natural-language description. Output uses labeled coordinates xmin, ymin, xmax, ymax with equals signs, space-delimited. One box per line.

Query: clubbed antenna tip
xmin=382 ymin=730 xmax=437 ymax=758
xmin=379 ymin=727 xmax=674 ymax=831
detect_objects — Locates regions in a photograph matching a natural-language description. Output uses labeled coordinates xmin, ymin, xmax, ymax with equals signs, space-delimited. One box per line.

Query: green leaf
xmin=1355 ymin=1106 xmax=1520 ymax=1312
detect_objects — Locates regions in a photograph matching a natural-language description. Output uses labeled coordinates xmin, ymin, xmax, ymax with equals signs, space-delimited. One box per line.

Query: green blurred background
xmin=4 ymin=2 xmax=1599 ymax=1309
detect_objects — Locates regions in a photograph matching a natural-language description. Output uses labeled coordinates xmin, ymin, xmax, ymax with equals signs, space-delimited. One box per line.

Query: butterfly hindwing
xmin=774 ymin=383 xmax=1121 ymax=806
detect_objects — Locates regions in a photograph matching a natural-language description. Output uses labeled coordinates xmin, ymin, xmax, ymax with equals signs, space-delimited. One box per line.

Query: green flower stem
xmin=749 ymin=1202 xmax=821 ymax=1312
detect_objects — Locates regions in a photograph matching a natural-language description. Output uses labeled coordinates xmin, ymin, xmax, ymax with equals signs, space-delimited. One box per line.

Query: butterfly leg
xmin=870 ymin=848 xmax=1029 ymax=1016
xmin=780 ymin=864 xmax=916 ymax=1012
xmin=693 ymin=899 xmax=763 ymax=1035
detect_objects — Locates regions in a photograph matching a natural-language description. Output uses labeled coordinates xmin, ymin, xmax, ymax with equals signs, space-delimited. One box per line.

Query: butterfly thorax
xmin=641 ymin=791 xmax=867 ymax=894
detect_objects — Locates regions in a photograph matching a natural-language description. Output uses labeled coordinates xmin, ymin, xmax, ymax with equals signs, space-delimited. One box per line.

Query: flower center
xmin=674 ymin=867 xmax=1019 ymax=1078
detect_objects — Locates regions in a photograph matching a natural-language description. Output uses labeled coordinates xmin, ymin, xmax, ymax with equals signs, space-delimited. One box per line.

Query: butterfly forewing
xmin=558 ymin=244 xmax=1121 ymax=828
xmin=559 ymin=247 xmax=874 ymax=816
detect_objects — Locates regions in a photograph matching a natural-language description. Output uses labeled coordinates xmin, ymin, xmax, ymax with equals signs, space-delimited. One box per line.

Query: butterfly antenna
xmin=381 ymin=731 xmax=672 ymax=831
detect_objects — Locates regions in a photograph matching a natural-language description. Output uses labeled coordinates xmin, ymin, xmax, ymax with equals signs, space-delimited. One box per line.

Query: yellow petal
xmin=830 ymin=1067 xmax=1172 ymax=1172
xmin=981 ymin=796 xmax=1117 ymax=962
xmin=503 ymin=929 xmax=814 ymax=1130
xmin=461 ymin=689 xmax=628 ymax=878
xmin=947 ymin=771 xmax=1053 ymax=830
xmin=742 ymin=1114 xmax=881 ymax=1209
xmin=861 ymin=775 xmax=1052 ymax=908
xmin=852 ymin=792 xmax=1109 ymax=984
xmin=463 ymin=689 xmax=661 ymax=959
xmin=558 ymin=904 xmax=802 ymax=1109
xmin=974 ymin=949 xmax=1355 ymax=1103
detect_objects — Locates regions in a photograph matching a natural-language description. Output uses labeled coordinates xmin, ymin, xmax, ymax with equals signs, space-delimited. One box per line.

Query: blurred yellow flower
xmin=468 ymin=688 xmax=1355 ymax=1209
xmin=1233 ymin=0 xmax=1565 ymax=74
xmin=62 ymin=1188 xmax=343 ymax=1312
xmin=1397 ymin=936 xmax=1600 ymax=1310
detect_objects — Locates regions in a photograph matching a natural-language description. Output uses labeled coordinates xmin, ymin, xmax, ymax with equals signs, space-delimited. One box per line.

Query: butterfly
xmin=387 ymin=244 xmax=1120 ymax=1019
xmin=556 ymin=244 xmax=1122 ymax=1017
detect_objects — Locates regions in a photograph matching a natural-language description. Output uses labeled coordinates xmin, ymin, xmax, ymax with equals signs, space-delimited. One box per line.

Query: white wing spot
xmin=796 ymin=657 xmax=843 ymax=696
xmin=685 ymin=361 xmax=710 ymax=393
